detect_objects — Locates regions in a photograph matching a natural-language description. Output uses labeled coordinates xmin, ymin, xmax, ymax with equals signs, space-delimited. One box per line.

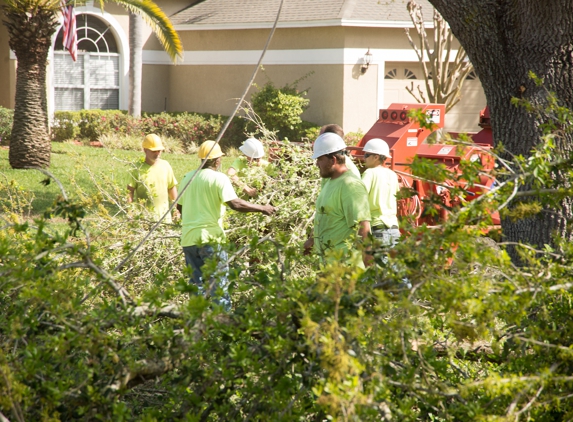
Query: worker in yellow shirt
xmin=227 ymin=137 xmax=269 ymax=197
xmin=178 ymin=141 xmax=276 ymax=308
xmin=361 ymin=138 xmax=400 ymax=249
xmin=303 ymin=132 xmax=371 ymax=268
xmin=127 ymin=134 xmax=178 ymax=223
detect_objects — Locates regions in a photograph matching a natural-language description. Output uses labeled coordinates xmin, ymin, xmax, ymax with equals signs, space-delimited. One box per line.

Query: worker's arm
xmin=226 ymin=198 xmax=275 ymax=216
xmin=227 ymin=167 xmax=257 ymax=197
xmin=168 ymin=186 xmax=180 ymax=220
xmin=127 ymin=185 xmax=135 ymax=203
xmin=168 ymin=186 xmax=178 ymax=202
xmin=357 ymin=220 xmax=370 ymax=241
xmin=227 ymin=166 xmax=238 ymax=180
xmin=227 ymin=167 xmax=243 ymax=188
xmin=357 ymin=220 xmax=373 ymax=267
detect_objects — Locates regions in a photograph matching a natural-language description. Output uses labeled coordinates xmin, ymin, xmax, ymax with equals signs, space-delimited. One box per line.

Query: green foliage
xmin=0 ymin=106 xmax=13 ymax=144
xmin=3 ymin=96 xmax=573 ymax=420
xmin=251 ymin=81 xmax=313 ymax=141
xmin=344 ymin=130 xmax=365 ymax=147
xmin=51 ymin=110 xmax=249 ymax=151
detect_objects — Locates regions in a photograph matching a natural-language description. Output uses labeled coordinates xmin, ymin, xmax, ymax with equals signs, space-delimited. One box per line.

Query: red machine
xmin=352 ymin=103 xmax=499 ymax=226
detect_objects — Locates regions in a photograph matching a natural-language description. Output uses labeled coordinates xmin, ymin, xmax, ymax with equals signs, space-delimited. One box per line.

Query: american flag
xmin=60 ymin=0 xmax=77 ymax=61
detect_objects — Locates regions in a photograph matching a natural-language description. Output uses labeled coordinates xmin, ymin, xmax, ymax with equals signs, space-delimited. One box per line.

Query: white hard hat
xmin=363 ymin=138 xmax=392 ymax=158
xmin=312 ymin=132 xmax=347 ymax=159
xmin=239 ymin=137 xmax=265 ymax=159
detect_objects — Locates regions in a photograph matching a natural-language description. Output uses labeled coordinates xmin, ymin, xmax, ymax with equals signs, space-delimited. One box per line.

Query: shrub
xmin=0 ymin=106 xmax=13 ymax=144
xmin=251 ymin=81 xmax=312 ymax=141
xmin=52 ymin=111 xmax=248 ymax=152
xmin=98 ymin=133 xmax=187 ymax=154
xmin=51 ymin=111 xmax=81 ymax=141
xmin=78 ymin=109 xmax=132 ymax=140
xmin=344 ymin=130 xmax=364 ymax=147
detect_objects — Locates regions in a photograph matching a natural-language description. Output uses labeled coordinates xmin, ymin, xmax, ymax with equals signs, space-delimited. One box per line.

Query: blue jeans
xmin=371 ymin=228 xmax=411 ymax=290
xmin=183 ymin=244 xmax=230 ymax=308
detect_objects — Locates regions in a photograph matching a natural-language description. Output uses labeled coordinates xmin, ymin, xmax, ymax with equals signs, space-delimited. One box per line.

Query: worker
xmin=319 ymin=124 xmax=360 ymax=178
xmin=127 ymin=134 xmax=178 ymax=223
xmin=361 ymin=138 xmax=400 ymax=250
xmin=303 ymin=132 xmax=371 ymax=267
xmin=177 ymin=140 xmax=276 ymax=308
xmin=227 ymin=137 xmax=268 ymax=197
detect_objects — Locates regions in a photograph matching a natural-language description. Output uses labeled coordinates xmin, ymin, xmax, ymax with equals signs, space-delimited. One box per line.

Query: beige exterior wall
xmin=142 ymin=64 xmax=171 ymax=112
xmin=165 ymin=64 xmax=344 ymax=127
xmin=0 ymin=18 xmax=15 ymax=109
xmin=168 ymin=27 xmax=347 ymax=53
xmin=342 ymin=63 xmax=379 ymax=133
xmin=147 ymin=25 xmax=483 ymax=135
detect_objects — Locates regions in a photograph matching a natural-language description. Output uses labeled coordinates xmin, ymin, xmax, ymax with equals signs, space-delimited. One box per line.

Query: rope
xmin=114 ymin=0 xmax=286 ymax=272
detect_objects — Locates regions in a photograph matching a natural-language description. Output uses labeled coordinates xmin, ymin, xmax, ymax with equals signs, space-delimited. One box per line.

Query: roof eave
xmin=174 ymin=19 xmax=433 ymax=31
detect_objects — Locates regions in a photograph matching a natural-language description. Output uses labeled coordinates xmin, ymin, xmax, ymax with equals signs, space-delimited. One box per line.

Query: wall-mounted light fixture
xmin=361 ymin=48 xmax=372 ymax=74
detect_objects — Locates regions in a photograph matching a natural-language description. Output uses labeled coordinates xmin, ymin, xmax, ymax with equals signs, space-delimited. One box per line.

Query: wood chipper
xmin=350 ymin=103 xmax=499 ymax=226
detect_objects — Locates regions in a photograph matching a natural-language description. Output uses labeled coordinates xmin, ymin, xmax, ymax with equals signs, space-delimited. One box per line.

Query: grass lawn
xmin=0 ymin=142 xmax=237 ymax=217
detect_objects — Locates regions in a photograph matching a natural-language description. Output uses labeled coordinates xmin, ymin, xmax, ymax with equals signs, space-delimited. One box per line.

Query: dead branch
xmin=131 ymin=304 xmax=182 ymax=319
xmin=109 ymin=357 xmax=175 ymax=391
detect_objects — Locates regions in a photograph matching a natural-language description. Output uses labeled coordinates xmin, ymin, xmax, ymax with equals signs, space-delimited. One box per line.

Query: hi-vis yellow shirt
xmin=178 ymin=169 xmax=238 ymax=247
xmin=128 ymin=159 xmax=177 ymax=223
xmin=314 ymin=171 xmax=370 ymax=255
xmin=361 ymin=166 xmax=399 ymax=229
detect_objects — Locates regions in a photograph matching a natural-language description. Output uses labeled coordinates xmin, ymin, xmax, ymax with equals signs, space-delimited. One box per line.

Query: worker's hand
xmin=303 ymin=237 xmax=314 ymax=255
xmin=244 ymin=187 xmax=258 ymax=197
xmin=172 ymin=208 xmax=181 ymax=222
xmin=260 ymin=204 xmax=276 ymax=216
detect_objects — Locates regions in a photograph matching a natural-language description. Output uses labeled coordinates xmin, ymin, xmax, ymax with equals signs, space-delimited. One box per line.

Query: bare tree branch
xmin=405 ymin=0 xmax=474 ymax=113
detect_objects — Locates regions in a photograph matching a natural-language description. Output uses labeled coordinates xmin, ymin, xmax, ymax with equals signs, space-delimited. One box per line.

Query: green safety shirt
xmin=178 ymin=168 xmax=238 ymax=247
xmin=128 ymin=159 xmax=177 ymax=223
xmin=314 ymin=171 xmax=371 ymax=261
xmin=362 ymin=166 xmax=400 ymax=229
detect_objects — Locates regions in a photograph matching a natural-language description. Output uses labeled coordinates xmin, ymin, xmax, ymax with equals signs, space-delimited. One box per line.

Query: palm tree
xmin=1 ymin=0 xmax=183 ymax=169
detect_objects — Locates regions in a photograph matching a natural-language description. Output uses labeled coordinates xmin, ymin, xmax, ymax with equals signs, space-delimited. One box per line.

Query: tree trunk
xmin=129 ymin=12 xmax=143 ymax=118
xmin=428 ymin=0 xmax=573 ymax=253
xmin=3 ymin=6 xmax=58 ymax=169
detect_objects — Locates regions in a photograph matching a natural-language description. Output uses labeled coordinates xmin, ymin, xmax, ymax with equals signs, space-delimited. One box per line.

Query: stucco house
xmin=0 ymin=0 xmax=486 ymax=135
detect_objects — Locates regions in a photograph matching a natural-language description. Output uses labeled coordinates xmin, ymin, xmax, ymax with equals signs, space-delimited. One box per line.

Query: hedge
xmin=0 ymin=106 xmax=13 ymax=145
xmin=0 ymin=107 xmax=319 ymax=151
xmin=51 ymin=110 xmax=249 ymax=151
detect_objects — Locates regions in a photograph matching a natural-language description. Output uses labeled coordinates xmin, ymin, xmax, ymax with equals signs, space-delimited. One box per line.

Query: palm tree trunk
xmin=3 ymin=5 xmax=58 ymax=169
xmin=129 ymin=12 xmax=143 ymax=118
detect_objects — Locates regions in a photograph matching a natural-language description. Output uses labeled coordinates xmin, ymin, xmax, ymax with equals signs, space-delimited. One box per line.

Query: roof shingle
xmin=171 ymin=0 xmax=435 ymax=27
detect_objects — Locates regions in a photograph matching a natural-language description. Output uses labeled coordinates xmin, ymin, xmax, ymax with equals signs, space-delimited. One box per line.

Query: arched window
xmin=53 ymin=14 xmax=120 ymax=111
xmin=404 ymin=69 xmax=417 ymax=80
xmin=385 ymin=69 xmax=398 ymax=79
xmin=385 ymin=68 xmax=418 ymax=80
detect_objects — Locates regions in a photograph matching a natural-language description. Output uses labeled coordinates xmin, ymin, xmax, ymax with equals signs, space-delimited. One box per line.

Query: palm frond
xmin=105 ymin=0 xmax=183 ymax=63
xmin=3 ymin=0 xmax=61 ymax=13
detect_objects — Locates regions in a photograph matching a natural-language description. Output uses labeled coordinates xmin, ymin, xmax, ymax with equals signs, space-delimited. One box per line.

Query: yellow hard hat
xmin=198 ymin=141 xmax=225 ymax=159
xmin=142 ymin=134 xmax=164 ymax=151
